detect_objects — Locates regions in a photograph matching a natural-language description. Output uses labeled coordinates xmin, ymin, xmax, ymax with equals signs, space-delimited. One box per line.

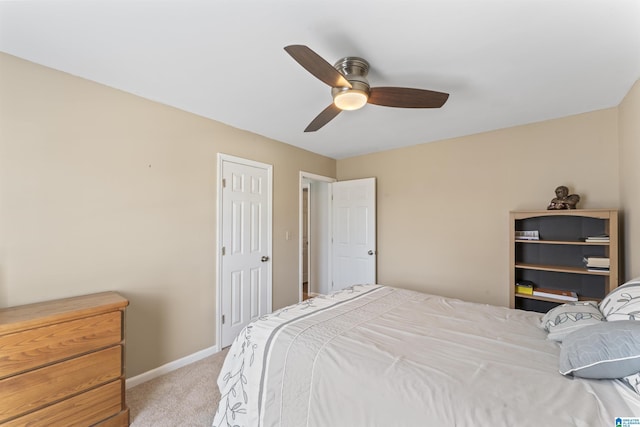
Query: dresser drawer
xmin=0 ymin=311 xmax=122 ymax=379
xmin=0 ymin=345 xmax=122 ymax=422
xmin=2 ymin=379 xmax=125 ymax=427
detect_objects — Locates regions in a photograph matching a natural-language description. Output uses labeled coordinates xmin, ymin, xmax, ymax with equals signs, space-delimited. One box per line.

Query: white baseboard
xmin=126 ymin=344 xmax=219 ymax=389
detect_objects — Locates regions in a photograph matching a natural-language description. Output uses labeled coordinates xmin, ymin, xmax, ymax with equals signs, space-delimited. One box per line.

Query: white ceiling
xmin=1 ymin=0 xmax=639 ymax=159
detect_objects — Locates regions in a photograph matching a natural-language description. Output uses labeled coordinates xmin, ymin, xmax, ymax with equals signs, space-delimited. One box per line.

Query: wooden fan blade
xmin=304 ymin=104 xmax=342 ymax=132
xmin=284 ymin=45 xmax=352 ymax=89
xmin=368 ymin=87 xmax=449 ymax=108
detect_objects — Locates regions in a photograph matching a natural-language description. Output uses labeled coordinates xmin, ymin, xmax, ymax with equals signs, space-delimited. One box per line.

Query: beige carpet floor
xmin=127 ymin=348 xmax=228 ymax=426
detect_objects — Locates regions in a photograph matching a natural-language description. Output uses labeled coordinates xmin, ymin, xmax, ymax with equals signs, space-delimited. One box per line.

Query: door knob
xmin=368 ymin=250 xmax=376 ymax=255
xmin=261 ymin=256 xmax=270 ymax=262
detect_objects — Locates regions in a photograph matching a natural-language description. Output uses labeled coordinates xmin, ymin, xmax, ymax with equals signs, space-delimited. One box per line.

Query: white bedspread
xmin=212 ymin=285 xmax=640 ymax=427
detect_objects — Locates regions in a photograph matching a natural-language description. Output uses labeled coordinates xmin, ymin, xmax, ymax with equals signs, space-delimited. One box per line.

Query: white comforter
xmin=212 ymin=285 xmax=640 ymax=427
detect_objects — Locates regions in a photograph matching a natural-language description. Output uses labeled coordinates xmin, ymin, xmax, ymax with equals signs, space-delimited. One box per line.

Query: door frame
xmin=217 ymin=153 xmax=273 ymax=348
xmin=298 ymin=171 xmax=336 ymax=302
xmin=302 ymin=182 xmax=310 ymax=286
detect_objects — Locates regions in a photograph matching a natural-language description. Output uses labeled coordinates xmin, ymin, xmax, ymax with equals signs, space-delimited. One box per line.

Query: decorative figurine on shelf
xmin=547 ymin=185 xmax=580 ymax=210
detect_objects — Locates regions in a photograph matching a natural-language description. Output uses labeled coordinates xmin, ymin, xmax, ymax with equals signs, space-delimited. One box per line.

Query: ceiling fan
xmin=284 ymin=45 xmax=450 ymax=132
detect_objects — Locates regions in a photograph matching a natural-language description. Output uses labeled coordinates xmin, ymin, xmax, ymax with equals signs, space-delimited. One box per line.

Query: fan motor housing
xmin=332 ymin=56 xmax=371 ymax=96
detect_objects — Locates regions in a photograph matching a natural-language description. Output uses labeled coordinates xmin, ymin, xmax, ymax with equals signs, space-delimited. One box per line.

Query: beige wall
xmin=0 ymin=53 xmax=335 ymax=377
xmin=337 ymin=109 xmax=621 ymax=306
xmin=619 ymin=79 xmax=640 ymax=280
xmin=1 ymin=50 xmax=637 ymax=379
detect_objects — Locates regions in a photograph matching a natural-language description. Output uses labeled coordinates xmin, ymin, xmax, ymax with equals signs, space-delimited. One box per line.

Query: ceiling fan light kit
xmin=333 ymin=89 xmax=368 ymax=110
xmin=284 ymin=44 xmax=449 ymax=132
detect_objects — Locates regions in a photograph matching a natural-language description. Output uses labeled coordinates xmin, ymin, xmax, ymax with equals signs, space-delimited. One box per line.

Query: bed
xmin=212 ymin=284 xmax=640 ymax=426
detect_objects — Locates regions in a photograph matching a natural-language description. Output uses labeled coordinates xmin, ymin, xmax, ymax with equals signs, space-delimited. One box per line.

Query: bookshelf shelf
xmin=515 ymin=239 xmax=610 ymax=246
xmin=509 ymin=209 xmax=620 ymax=313
xmin=514 ymin=292 xmax=602 ymax=304
xmin=515 ymin=263 xmax=610 ymax=275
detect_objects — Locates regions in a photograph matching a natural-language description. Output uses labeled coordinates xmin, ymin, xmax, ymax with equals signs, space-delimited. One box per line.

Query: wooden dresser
xmin=0 ymin=292 xmax=129 ymax=426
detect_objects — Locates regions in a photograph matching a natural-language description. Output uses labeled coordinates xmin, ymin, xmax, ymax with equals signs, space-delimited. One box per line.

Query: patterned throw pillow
xmin=599 ymin=278 xmax=640 ymax=321
xmin=540 ymin=301 xmax=604 ymax=342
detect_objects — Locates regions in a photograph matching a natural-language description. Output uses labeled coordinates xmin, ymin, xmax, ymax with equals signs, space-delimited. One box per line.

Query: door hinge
xmin=221 ymin=246 xmax=226 ymax=256
xmin=222 ymin=178 xmax=226 ymax=188
xmin=222 ymin=315 xmax=225 ymax=324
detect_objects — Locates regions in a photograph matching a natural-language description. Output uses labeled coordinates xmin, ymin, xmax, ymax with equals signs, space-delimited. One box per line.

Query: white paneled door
xmin=332 ymin=178 xmax=376 ymax=291
xmin=219 ymin=155 xmax=272 ymax=348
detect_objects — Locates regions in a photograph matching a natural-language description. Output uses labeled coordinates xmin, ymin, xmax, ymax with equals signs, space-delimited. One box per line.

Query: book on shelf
xmin=515 ymin=230 xmax=539 ymax=240
xmin=584 ymin=234 xmax=610 ymax=243
xmin=515 ymin=281 xmax=534 ymax=295
xmin=587 ymin=266 xmax=610 ymax=273
xmin=532 ymin=287 xmax=578 ymax=301
xmin=583 ymin=256 xmax=610 ymax=268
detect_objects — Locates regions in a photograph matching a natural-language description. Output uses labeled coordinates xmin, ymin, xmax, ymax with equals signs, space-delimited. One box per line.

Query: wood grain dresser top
xmin=0 ymin=292 xmax=128 ymax=335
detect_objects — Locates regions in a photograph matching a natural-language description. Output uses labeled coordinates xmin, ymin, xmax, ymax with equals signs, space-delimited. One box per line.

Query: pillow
xmin=559 ymin=320 xmax=640 ymax=379
xmin=540 ymin=301 xmax=603 ymax=342
xmin=599 ymin=277 xmax=640 ymax=321
xmin=622 ymin=372 xmax=640 ymax=394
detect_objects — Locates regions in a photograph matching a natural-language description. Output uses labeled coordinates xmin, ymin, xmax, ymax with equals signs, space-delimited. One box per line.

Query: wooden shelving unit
xmin=509 ymin=209 xmax=620 ymax=313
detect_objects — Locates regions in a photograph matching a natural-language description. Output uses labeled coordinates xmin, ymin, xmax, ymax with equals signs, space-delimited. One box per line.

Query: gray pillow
xmin=599 ymin=278 xmax=640 ymax=321
xmin=540 ymin=301 xmax=604 ymax=342
xmin=559 ymin=320 xmax=640 ymax=379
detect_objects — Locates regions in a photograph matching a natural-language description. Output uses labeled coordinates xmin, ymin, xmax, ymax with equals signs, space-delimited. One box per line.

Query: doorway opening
xmin=298 ymin=173 xmax=377 ymax=303
xmin=299 ymin=172 xmax=335 ymax=302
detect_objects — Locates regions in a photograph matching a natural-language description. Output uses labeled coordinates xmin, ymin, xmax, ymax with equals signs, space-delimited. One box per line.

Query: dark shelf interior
xmin=515 ymin=297 xmax=562 ymax=313
xmin=515 ymin=215 xmax=606 ymax=241
xmin=515 ymin=243 xmax=606 ymax=269
xmin=516 ymin=269 xmax=606 ymax=300
xmin=514 ymin=214 xmax=611 ymax=313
